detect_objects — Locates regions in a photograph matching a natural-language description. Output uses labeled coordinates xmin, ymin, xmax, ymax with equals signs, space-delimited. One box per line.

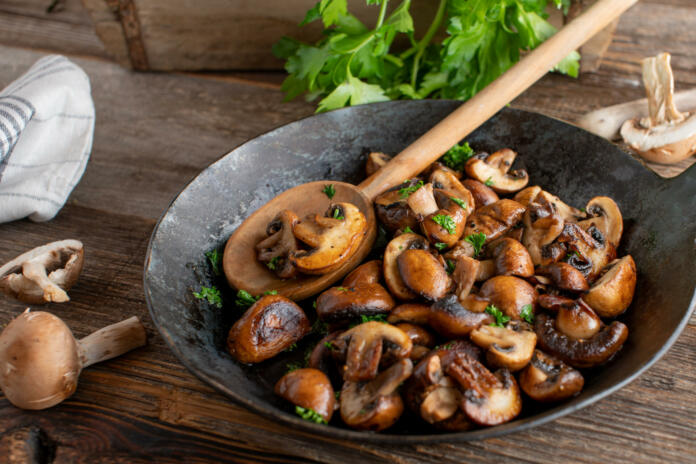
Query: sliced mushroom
xmin=227 ymin=294 xmax=310 ymax=363
xmin=463 ymin=199 xmax=526 ymax=243
xmin=365 ymin=151 xmax=392 ymax=176
xmin=521 ymin=194 xmax=564 ymax=265
xmin=387 ymin=303 xmax=432 ymax=325
xmin=397 ymin=249 xmax=453 ymax=301
xmin=275 ymin=368 xmax=336 ymax=423
xmin=340 ymin=358 xmax=413 ymax=431
xmin=290 ymin=203 xmax=367 ymax=275
xmin=332 ymin=321 xmax=412 ymax=382
xmin=577 ymin=197 xmax=623 ymax=248
xmin=519 ymin=350 xmax=584 ymax=402
xmin=475 ymin=260 xmax=496 ymax=282
xmin=315 ymin=284 xmax=395 ymax=324
xmin=255 ymin=210 xmax=300 ymax=279
xmin=535 ymin=313 xmax=629 ymax=368
xmin=470 ymin=321 xmax=537 ymax=371
xmin=421 ymin=190 xmax=469 ymax=247
xmin=446 ymin=352 xmax=522 ymax=426
xmin=308 ymin=331 xmax=342 ymax=375
xmin=395 ymin=322 xmax=436 ymax=362
xmin=516 ymin=187 xmax=585 ymax=222
xmin=488 ymin=238 xmax=534 ymax=278
xmin=536 ymin=262 xmax=589 ymax=292
xmin=429 ymin=294 xmax=494 ymax=338
xmin=406 ymin=182 xmax=439 ymax=217
xmin=555 ymin=299 xmax=602 ymax=340
xmin=459 ymin=293 xmax=491 ymax=313
xmin=0 ymin=240 xmax=84 ymax=304
xmin=374 ymin=182 xmax=420 ymax=233
xmin=620 ymin=53 xmax=696 ymax=164
xmin=342 ymin=260 xmax=382 ymax=287
xmin=583 ymin=255 xmax=637 ymax=318
xmin=429 ymin=169 xmax=475 ymax=212
xmin=383 ymin=233 xmax=430 ymax=300
xmin=451 ymin=256 xmax=480 ymax=301
xmin=479 ymin=276 xmax=537 ymax=320
xmin=551 ymin=222 xmax=617 ymax=282
xmin=462 ymin=179 xmax=499 ymax=209
xmin=464 ymin=149 xmax=529 ymax=194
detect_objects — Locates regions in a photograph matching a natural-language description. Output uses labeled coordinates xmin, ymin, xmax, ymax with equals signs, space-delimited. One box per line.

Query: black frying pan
xmin=143 ymin=101 xmax=696 ymax=443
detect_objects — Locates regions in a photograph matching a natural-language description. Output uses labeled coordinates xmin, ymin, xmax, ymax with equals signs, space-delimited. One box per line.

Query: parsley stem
xmin=410 ymin=0 xmax=447 ymax=88
xmin=375 ymin=0 xmax=389 ymax=29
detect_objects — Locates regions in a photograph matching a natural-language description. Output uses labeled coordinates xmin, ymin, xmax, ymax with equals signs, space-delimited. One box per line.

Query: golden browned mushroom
xmin=577 ymin=197 xmax=623 ymax=248
xmin=462 ymin=179 xmax=499 ymax=209
xmin=255 ymin=210 xmax=300 ymax=279
xmin=463 ymin=199 xmax=526 ymax=243
xmin=342 ymin=260 xmax=382 ymax=287
xmin=470 ymin=321 xmax=537 ymax=371
xmin=519 ymin=350 xmax=584 ymax=402
xmin=451 ymin=256 xmax=479 ymax=301
xmin=464 ymin=149 xmax=529 ymax=194
xmin=429 ymin=169 xmax=475 ymax=212
xmin=383 ymin=233 xmax=430 ymax=300
xmin=365 ymin=152 xmax=392 ymax=176
xmin=550 ymin=223 xmax=617 ymax=282
xmin=406 ymin=182 xmax=439 ymax=217
xmin=555 ymin=299 xmax=603 ymax=340
xmin=420 ymin=190 xmax=469 ymax=248
xmin=479 ymin=275 xmax=537 ymax=320
xmin=536 ymin=262 xmax=589 ymax=293
xmin=290 ymin=203 xmax=367 ymax=275
xmin=488 ymin=238 xmax=534 ymax=278
xmin=340 ymin=358 xmax=413 ymax=431
xmin=315 ymin=283 xmax=395 ymax=324
xmin=516 ymin=187 xmax=586 ymax=222
xmin=395 ymin=322 xmax=436 ymax=361
xmin=0 ymin=240 xmax=84 ymax=304
xmin=387 ymin=303 xmax=432 ymax=325
xmin=429 ymin=295 xmax=494 ymax=338
xmin=374 ymin=182 xmax=421 ymax=233
xmin=583 ymin=255 xmax=637 ymax=318
xmin=520 ymin=194 xmax=565 ymax=265
xmin=227 ymin=294 xmax=310 ymax=363
xmin=397 ymin=249 xmax=453 ymax=301
xmin=0 ymin=309 xmax=146 ymax=410
xmin=275 ymin=368 xmax=336 ymax=423
xmin=620 ymin=53 xmax=696 ymax=164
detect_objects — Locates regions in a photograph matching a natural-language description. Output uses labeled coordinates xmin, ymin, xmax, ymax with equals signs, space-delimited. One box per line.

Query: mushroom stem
xmin=79 ymin=316 xmax=147 ymax=368
xmin=21 ymin=261 xmax=69 ymax=303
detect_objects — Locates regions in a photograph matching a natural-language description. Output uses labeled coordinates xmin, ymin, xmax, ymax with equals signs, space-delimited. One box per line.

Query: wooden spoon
xmin=223 ymin=0 xmax=638 ymax=301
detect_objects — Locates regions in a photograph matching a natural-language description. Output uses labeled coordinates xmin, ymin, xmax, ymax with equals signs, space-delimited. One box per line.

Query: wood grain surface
xmin=0 ymin=1 xmax=694 ymax=463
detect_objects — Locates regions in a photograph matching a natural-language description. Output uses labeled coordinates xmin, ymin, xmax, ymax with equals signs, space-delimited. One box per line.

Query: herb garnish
xmin=322 ymin=184 xmax=336 ymax=199
xmin=403 ymin=226 xmax=413 ymax=234
xmin=520 ymin=304 xmax=534 ymax=324
xmin=432 ymin=214 xmax=456 ymax=234
xmin=296 ymin=406 xmax=327 ymax=424
xmin=450 ymin=197 xmax=467 ymax=209
xmin=205 ymin=250 xmax=221 ymax=275
xmin=398 ymin=180 xmax=424 ymax=199
xmin=445 ymin=259 xmax=456 ymax=275
xmin=464 ymin=232 xmax=486 ymax=257
xmin=235 ymin=289 xmax=277 ymax=308
xmin=332 ymin=207 xmax=344 ymax=220
xmin=324 ymin=341 xmax=336 ymax=350
xmin=267 ymin=256 xmax=280 ymax=270
xmin=484 ymin=177 xmax=494 ymax=187
xmin=286 ymin=362 xmax=303 ymax=373
xmin=486 ymin=304 xmax=510 ymax=328
xmin=285 ymin=342 xmax=298 ymax=352
xmin=441 ymin=142 xmax=474 ymax=171
xmin=193 ymin=286 xmax=223 ymax=308
xmin=434 ymin=242 xmax=448 ymax=251
xmin=361 ymin=314 xmax=388 ymax=323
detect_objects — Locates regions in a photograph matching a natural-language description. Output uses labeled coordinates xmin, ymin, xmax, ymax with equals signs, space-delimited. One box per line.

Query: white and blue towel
xmin=0 ymin=55 xmax=94 ymax=223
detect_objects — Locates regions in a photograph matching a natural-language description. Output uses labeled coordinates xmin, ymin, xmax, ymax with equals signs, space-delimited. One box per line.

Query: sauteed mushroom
xmin=406 ymin=183 xmax=439 ymax=217
xmin=255 ymin=210 xmax=300 ymax=279
xmin=480 ymin=276 xmax=537 ymax=320
xmin=464 ymin=149 xmax=529 ymax=194
xmin=374 ymin=182 xmax=420 ymax=233
xmin=470 ymin=321 xmax=537 ymax=371
xmin=387 ymin=303 xmax=432 ymax=325
xmin=462 ymin=179 xmax=499 ymax=208
xmin=316 ymin=284 xmax=395 ymax=324
xmin=383 ymin=233 xmax=430 ymax=300
xmin=519 ymin=350 xmax=584 ymax=402
xmin=536 ymin=262 xmax=589 ymax=293
xmin=365 ymin=152 xmax=391 ymax=176
xmin=583 ymin=255 xmax=637 ymax=318
xmin=342 ymin=260 xmax=382 ymax=287
xmin=429 ymin=295 xmax=494 ymax=338
xmin=275 ymin=368 xmax=336 ymax=423
xmin=488 ymin=238 xmax=534 ymax=278
xmin=397 ymin=249 xmax=453 ymax=301
xmin=554 ymin=299 xmax=603 ymax=340
xmin=463 ymin=199 xmax=526 ymax=243
xmin=577 ymin=197 xmax=623 ymax=248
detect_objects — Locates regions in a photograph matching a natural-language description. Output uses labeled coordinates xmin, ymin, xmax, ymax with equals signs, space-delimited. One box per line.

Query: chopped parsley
xmin=193 ymin=286 xmax=223 ymax=309
xmin=205 ymin=250 xmax=221 ymax=276
xmin=566 ymin=250 xmax=581 ymax=260
xmin=322 ymin=184 xmax=335 ymax=199
xmin=295 ymin=406 xmax=327 ymax=424
xmin=403 ymin=226 xmax=414 ymax=234
xmin=361 ymin=314 xmax=388 ymax=323
xmin=336 ymin=286 xmax=349 ymax=292
xmin=486 ymin=304 xmax=510 ymax=328
xmin=285 ymin=342 xmax=298 ymax=352
xmin=432 ymin=214 xmax=456 ymax=235
xmin=324 ymin=341 xmax=336 ymax=351
xmin=266 ymin=256 xmax=280 ymax=270
xmin=441 ymin=142 xmax=474 ymax=171
xmin=434 ymin=242 xmax=448 ymax=251
xmin=446 ymin=259 xmax=456 ymax=275
xmin=235 ymin=289 xmax=277 ymax=308
xmin=520 ymin=304 xmax=534 ymax=324
xmin=450 ymin=197 xmax=467 ymax=209
xmin=286 ymin=362 xmax=303 ymax=373
xmin=311 ymin=319 xmax=328 ymax=335
xmin=332 ymin=207 xmax=344 ymax=220
xmin=464 ymin=232 xmax=486 ymax=257
xmin=579 ymin=207 xmax=586 ymax=213
xmin=398 ymin=180 xmax=424 ymax=199
xmin=484 ymin=177 xmax=495 ymax=187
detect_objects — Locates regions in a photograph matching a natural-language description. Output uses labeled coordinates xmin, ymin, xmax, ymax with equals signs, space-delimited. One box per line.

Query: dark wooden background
xmin=0 ymin=1 xmax=694 ymax=463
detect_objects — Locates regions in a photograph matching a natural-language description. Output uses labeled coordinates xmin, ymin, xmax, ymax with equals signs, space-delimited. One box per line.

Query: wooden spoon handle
xmin=358 ymin=0 xmax=639 ymax=200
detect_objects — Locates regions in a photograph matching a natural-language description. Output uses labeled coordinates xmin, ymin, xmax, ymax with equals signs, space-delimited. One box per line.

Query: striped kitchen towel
xmin=0 ymin=55 xmax=94 ymax=223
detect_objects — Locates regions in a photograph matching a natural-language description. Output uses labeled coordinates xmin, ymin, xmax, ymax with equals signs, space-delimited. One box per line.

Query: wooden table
xmin=1 ymin=1 xmax=694 ymax=463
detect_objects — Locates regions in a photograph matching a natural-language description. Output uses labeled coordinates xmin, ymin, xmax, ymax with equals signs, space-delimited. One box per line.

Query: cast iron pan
xmin=143 ymin=101 xmax=696 ymax=443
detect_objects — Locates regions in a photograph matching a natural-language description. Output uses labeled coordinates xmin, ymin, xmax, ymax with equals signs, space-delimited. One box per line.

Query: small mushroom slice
xmin=275 ymin=368 xmax=336 ymax=423
xmin=577 ymin=197 xmax=623 ymax=248
xmin=290 ymin=203 xmax=367 ymax=275
xmin=429 ymin=295 xmax=494 ymax=338
xmin=315 ymin=283 xmax=395 ymax=324
xmin=407 ymin=182 xmax=439 ymax=217
xmin=421 ymin=190 xmax=469 ymax=247
xmin=535 ymin=313 xmax=629 ymax=368
xmin=0 ymin=240 xmax=84 ymax=304
xmin=552 ymin=222 xmax=617 ymax=282
xmin=397 ymin=249 xmax=453 ymax=301
xmin=395 ymin=322 xmax=436 ymax=362
xmin=227 ymin=294 xmax=310 ymax=363
xmin=519 ymin=350 xmax=584 ymax=402
xmin=464 ymin=149 xmax=529 ymax=194
xmin=462 ymin=179 xmax=499 ymax=209
xmin=332 ymin=321 xmax=412 ymax=382
xmin=516 ymin=187 xmax=585 ymax=222
xmin=536 ymin=262 xmax=589 ymax=293
xmin=463 ymin=199 xmax=526 ymax=243
xmin=342 ymin=260 xmax=382 ymax=287
xmin=255 ymin=210 xmax=300 ymax=279
xmin=383 ymin=233 xmax=430 ymax=300
xmin=429 ymin=169 xmax=475 ymax=212
xmin=488 ymin=238 xmax=534 ymax=278
xmin=451 ymin=256 xmax=479 ymax=301
xmin=583 ymin=255 xmax=637 ymax=318
xmin=446 ymin=352 xmax=522 ymax=426
xmin=374 ymin=181 xmax=420 ymax=233
xmin=521 ymin=195 xmax=564 ymax=265
xmin=340 ymin=358 xmax=413 ymax=431
xmin=470 ymin=322 xmax=537 ymax=371
xmin=479 ymin=276 xmax=537 ymax=320
xmin=365 ymin=151 xmax=392 ymax=176
xmin=387 ymin=303 xmax=432 ymax=325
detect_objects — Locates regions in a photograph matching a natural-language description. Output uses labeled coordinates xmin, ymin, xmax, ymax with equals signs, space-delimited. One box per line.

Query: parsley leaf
xmin=450 ymin=197 xmax=467 ymax=209
xmin=193 ymin=286 xmax=223 ymax=309
xmin=361 ymin=314 xmax=388 ymax=323
xmin=285 ymin=342 xmax=298 ymax=352
xmin=235 ymin=289 xmax=258 ymax=308
xmin=398 ymin=180 xmax=424 ymax=198
xmin=205 ymin=250 xmax=222 ymax=276
xmin=296 ymin=406 xmax=327 ymax=424
xmin=432 ymin=214 xmax=456 ymax=234
xmin=441 ymin=142 xmax=474 ymax=171
xmin=434 ymin=242 xmax=448 ymax=251
xmin=324 ymin=341 xmax=336 ymax=350
xmin=322 ymin=184 xmax=336 ymax=199
xmin=520 ymin=304 xmax=534 ymax=324
xmin=464 ymin=232 xmax=486 ymax=257
xmin=403 ymin=226 xmax=414 ymax=234
xmin=486 ymin=304 xmax=510 ymax=328
xmin=484 ymin=177 xmax=494 ymax=187
xmin=332 ymin=207 xmax=344 ymax=220
xmin=267 ymin=256 xmax=280 ymax=270
xmin=446 ymin=259 xmax=456 ymax=274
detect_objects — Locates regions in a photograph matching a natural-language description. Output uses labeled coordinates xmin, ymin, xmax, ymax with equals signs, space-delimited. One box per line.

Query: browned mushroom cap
xmin=539 ymin=297 xmax=602 ymax=340
xmin=420 ymin=190 xmax=469 ymax=248
xmin=479 ymin=276 xmax=537 ymax=320
xmin=383 ymin=233 xmax=430 ymax=300
xmin=446 ymin=352 xmax=522 ymax=426
xmin=365 ymin=151 xmax=392 ymax=176
xmin=255 ymin=210 xmax=300 ymax=279
xmin=342 ymin=260 xmax=382 ymax=287
xmin=308 ymin=331 xmax=342 ymax=375
xmin=374 ymin=180 xmax=421 ymax=233
xmin=429 ymin=294 xmax=494 ymax=338
xmin=535 ymin=313 xmax=629 ymax=368
xmin=550 ymin=222 xmax=617 ymax=282
xmin=387 ymin=303 xmax=432 ymax=325
xmin=451 ymin=256 xmax=479 ymax=301
xmin=395 ymin=322 xmax=436 ymax=362
xmin=519 ymin=350 xmax=584 ymax=402
xmin=583 ymin=255 xmax=637 ymax=318
xmin=521 ymin=194 xmax=564 ymax=265
xmin=515 ymin=187 xmax=585 ymax=222
xmin=397 ymin=249 xmax=453 ymax=301
xmin=227 ymin=294 xmax=310 ymax=363
xmin=463 ymin=199 xmax=526 ymax=243
xmin=332 ymin=321 xmax=412 ymax=382
xmin=578 ymin=197 xmax=623 ymax=248
xmin=429 ymin=169 xmax=475 ymax=212
xmin=488 ymin=238 xmax=534 ymax=278
xmin=536 ymin=262 xmax=589 ymax=292
xmin=275 ymin=368 xmax=336 ymax=423
xmin=537 ymin=293 xmax=575 ymax=310
xmin=462 ymin=179 xmax=499 ymax=209
xmin=464 ymin=149 xmax=529 ymax=194
xmin=459 ymin=293 xmax=491 ymax=313
xmin=340 ymin=358 xmax=413 ymax=431
xmin=315 ymin=284 xmax=395 ymax=324
xmin=0 ymin=240 xmax=84 ymax=304
xmin=470 ymin=321 xmax=537 ymax=371
xmin=290 ymin=203 xmax=367 ymax=275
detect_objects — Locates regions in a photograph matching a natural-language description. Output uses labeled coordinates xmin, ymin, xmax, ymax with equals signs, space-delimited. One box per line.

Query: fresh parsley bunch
xmin=274 ymin=0 xmax=577 ymax=112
